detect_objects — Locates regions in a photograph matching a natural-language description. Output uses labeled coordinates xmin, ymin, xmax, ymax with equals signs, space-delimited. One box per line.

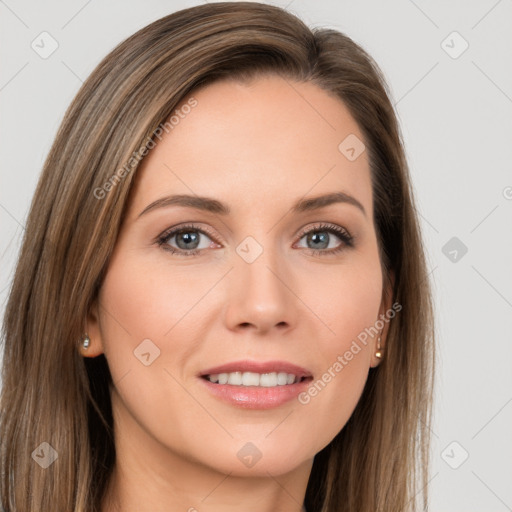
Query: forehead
xmin=130 ymin=75 xmax=372 ymax=220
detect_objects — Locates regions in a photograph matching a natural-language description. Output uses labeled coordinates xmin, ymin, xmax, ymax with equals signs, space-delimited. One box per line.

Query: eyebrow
xmin=137 ymin=191 xmax=366 ymax=218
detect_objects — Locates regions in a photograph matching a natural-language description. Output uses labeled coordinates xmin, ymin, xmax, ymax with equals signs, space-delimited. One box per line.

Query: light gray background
xmin=1 ymin=1 xmax=511 ymax=510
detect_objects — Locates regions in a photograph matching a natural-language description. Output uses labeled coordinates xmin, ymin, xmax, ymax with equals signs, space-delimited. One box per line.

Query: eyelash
xmin=156 ymin=222 xmax=355 ymax=257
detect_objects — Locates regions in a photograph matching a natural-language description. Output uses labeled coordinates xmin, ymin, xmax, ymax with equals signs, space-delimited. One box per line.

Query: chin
xmin=187 ymin=435 xmax=317 ymax=477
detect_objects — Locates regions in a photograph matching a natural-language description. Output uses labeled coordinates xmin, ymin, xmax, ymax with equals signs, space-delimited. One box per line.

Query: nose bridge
xmin=225 ymin=231 xmax=296 ymax=332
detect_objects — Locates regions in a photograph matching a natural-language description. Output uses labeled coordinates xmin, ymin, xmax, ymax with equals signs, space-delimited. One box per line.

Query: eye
xmin=295 ymin=223 xmax=354 ymax=256
xmin=157 ymin=223 xmax=219 ymax=256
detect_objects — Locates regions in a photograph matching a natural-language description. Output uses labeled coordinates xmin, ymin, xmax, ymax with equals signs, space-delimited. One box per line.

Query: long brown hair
xmin=0 ymin=3 xmax=435 ymax=511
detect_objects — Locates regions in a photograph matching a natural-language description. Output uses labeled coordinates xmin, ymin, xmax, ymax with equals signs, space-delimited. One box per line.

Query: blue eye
xmin=157 ymin=223 xmax=216 ymax=256
xmin=295 ymin=223 xmax=354 ymax=255
xmin=157 ymin=222 xmax=354 ymax=257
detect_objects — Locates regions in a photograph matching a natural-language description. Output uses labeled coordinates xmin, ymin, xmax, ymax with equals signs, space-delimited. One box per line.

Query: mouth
xmin=198 ymin=360 xmax=313 ymax=409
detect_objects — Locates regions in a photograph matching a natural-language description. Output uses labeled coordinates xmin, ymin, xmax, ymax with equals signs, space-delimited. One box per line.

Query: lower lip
xmin=199 ymin=377 xmax=313 ymax=409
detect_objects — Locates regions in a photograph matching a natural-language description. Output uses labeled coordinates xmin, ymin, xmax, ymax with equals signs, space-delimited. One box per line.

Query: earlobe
xmin=370 ymin=330 xmax=384 ymax=368
xmin=79 ymin=299 xmax=105 ymax=357
xmin=374 ymin=332 xmax=383 ymax=360
xmin=370 ymin=269 xmax=395 ymax=368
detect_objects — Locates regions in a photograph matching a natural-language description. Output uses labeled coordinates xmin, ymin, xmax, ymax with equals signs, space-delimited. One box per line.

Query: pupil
xmin=309 ymin=232 xmax=328 ymax=249
xmin=177 ymin=231 xmax=199 ymax=250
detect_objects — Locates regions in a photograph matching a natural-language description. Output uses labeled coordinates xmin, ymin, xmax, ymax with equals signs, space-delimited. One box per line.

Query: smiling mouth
xmin=199 ymin=362 xmax=314 ymax=409
xmin=201 ymin=371 xmax=311 ymax=387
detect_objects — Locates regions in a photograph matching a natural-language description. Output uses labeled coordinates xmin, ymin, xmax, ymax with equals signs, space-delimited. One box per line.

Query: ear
xmin=79 ymin=298 xmax=105 ymax=358
xmin=370 ymin=269 xmax=395 ymax=368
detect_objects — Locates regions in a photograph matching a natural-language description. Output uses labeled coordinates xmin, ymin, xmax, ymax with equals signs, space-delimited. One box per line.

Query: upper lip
xmin=199 ymin=360 xmax=312 ymax=378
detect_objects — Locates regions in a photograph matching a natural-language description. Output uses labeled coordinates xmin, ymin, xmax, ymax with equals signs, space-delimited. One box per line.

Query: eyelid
xmin=156 ymin=222 xmax=222 ymax=246
xmin=295 ymin=222 xmax=352 ymax=242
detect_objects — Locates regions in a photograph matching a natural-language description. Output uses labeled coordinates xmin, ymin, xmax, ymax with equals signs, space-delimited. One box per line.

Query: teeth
xmin=277 ymin=372 xmax=288 ymax=385
xmin=206 ymin=371 xmax=300 ymax=386
xmin=242 ymin=372 xmax=260 ymax=386
xmin=227 ymin=371 xmax=243 ymax=385
xmin=259 ymin=373 xmax=275 ymax=387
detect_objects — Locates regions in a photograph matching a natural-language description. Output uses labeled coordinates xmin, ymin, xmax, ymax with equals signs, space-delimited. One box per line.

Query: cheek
xmin=95 ymin=251 xmax=185 ymax=393
xmin=98 ymin=250 xmax=215 ymax=355
xmin=96 ymin=250 xmax=224 ymax=412
xmin=96 ymin=253 xmax=222 ymax=455
xmin=300 ymin=248 xmax=382 ymax=350
xmin=295 ymin=253 xmax=382 ymax=445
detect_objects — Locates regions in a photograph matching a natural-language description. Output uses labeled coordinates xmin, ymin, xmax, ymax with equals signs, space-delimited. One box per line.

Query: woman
xmin=0 ymin=2 xmax=435 ymax=511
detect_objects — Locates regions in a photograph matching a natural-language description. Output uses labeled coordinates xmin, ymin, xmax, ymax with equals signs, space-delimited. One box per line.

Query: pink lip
xmin=199 ymin=359 xmax=312 ymax=378
xmin=198 ymin=359 xmax=313 ymax=410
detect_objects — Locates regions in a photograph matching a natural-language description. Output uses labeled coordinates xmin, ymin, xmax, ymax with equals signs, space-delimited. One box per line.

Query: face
xmin=86 ymin=75 xmax=391 ymax=478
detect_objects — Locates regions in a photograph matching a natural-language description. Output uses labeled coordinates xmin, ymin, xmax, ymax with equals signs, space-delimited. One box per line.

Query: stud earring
xmin=375 ymin=333 xmax=382 ymax=359
xmin=82 ymin=333 xmax=90 ymax=350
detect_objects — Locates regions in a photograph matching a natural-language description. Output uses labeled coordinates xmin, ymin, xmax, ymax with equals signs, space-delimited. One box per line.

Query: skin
xmin=84 ymin=74 xmax=392 ymax=512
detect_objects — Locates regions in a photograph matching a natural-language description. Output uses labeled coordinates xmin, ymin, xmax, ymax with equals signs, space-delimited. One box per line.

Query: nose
xmin=223 ymin=247 xmax=298 ymax=336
